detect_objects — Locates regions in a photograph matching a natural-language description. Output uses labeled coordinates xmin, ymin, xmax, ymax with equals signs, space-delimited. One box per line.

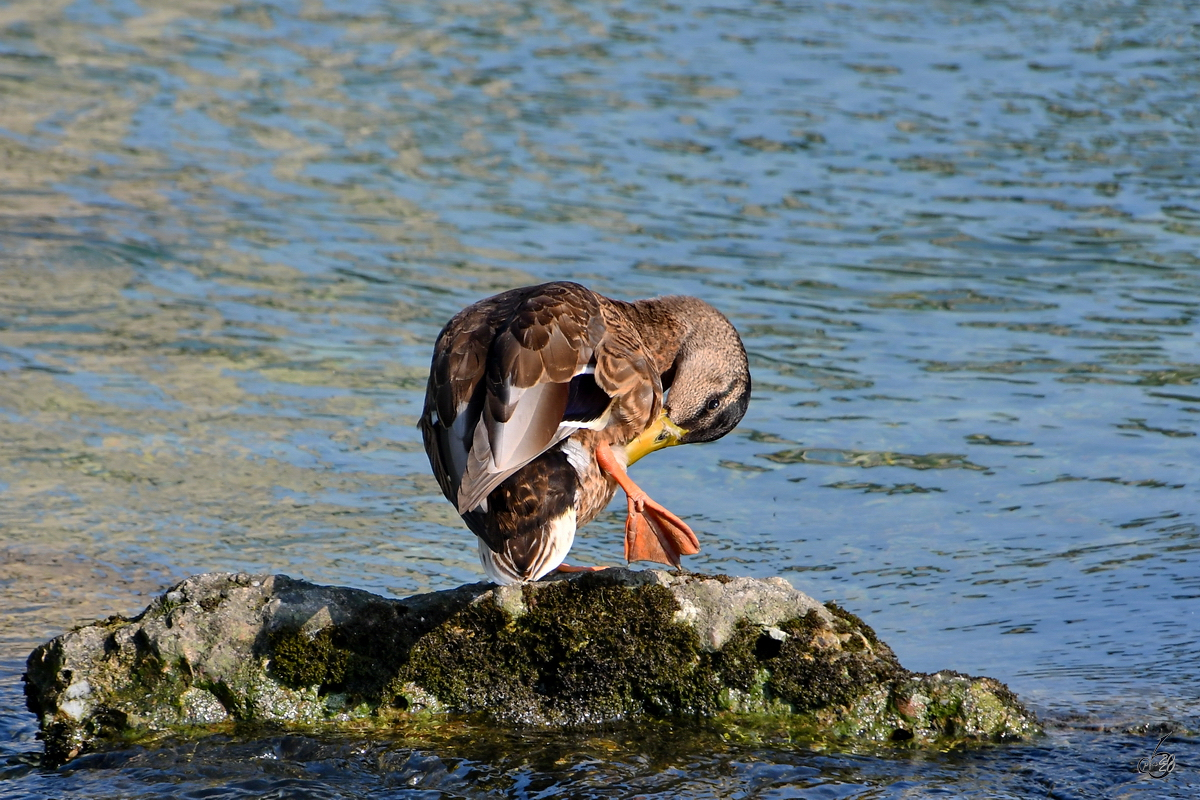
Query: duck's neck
xmin=624 ymin=296 xmax=703 ymax=375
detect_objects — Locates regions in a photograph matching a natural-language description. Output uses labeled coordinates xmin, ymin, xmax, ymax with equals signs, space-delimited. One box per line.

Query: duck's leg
xmin=553 ymin=563 xmax=608 ymax=574
xmin=594 ymin=440 xmax=701 ymax=568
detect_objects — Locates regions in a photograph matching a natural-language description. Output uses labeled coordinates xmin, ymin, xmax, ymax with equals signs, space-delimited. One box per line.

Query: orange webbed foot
xmin=553 ymin=563 xmax=610 ymax=574
xmin=623 ymin=493 xmax=700 ymax=568
xmin=595 ymin=440 xmax=702 ymax=570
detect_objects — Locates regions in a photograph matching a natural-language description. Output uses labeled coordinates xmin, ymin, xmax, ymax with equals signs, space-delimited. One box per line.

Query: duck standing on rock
xmin=419 ymin=281 xmax=751 ymax=584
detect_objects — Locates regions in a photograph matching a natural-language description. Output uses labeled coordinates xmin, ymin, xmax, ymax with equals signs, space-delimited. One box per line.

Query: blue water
xmin=1 ymin=0 xmax=1198 ymax=795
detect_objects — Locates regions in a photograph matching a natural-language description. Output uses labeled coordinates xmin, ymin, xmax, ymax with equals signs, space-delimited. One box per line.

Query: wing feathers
xmin=431 ymin=283 xmax=609 ymax=515
xmin=422 ymin=282 xmax=658 ymax=524
xmin=489 ymin=381 xmax=570 ymax=471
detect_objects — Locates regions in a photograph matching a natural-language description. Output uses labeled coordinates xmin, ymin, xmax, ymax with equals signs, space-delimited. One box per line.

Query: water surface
xmin=1 ymin=0 xmax=1198 ymax=796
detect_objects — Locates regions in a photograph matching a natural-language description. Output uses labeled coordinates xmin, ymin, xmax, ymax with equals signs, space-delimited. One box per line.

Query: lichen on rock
xmin=23 ymin=568 xmax=1041 ymax=764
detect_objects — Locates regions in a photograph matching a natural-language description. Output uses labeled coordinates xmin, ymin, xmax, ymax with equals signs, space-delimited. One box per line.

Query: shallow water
xmin=1 ymin=0 xmax=1199 ymax=795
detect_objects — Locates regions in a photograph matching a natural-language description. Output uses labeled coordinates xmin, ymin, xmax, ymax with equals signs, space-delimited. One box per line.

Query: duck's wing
xmin=592 ymin=302 xmax=662 ymax=437
xmin=421 ymin=282 xmax=622 ymax=515
xmin=419 ymin=297 xmax=495 ymax=513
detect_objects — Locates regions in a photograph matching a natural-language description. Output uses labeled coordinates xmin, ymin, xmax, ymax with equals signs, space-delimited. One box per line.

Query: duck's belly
xmin=560 ymin=431 xmax=620 ymax=527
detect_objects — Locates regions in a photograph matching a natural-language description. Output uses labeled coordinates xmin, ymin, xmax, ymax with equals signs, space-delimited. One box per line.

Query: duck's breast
xmin=560 ymin=431 xmax=619 ymax=528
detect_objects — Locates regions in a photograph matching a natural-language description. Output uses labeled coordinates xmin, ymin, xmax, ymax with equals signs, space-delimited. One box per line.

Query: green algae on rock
xmin=23 ymin=569 xmax=1040 ymax=764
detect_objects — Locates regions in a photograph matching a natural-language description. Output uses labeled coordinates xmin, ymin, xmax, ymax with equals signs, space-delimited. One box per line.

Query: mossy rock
xmin=24 ymin=569 xmax=1040 ymax=765
xmin=398 ymin=580 xmax=724 ymax=723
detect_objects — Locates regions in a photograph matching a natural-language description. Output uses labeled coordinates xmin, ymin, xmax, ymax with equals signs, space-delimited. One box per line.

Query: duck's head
xmin=626 ymin=299 xmax=751 ymax=463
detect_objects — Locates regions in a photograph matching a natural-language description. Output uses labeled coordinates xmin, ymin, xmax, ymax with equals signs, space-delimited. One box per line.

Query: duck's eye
xmin=707 ymin=397 xmax=721 ymax=411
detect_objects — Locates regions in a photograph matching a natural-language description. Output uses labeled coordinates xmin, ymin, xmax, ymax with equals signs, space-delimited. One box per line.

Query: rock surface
xmin=24 ymin=569 xmax=1040 ymax=763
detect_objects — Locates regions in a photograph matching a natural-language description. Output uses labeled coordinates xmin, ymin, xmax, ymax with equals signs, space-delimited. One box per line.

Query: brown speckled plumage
xmin=418 ymin=281 xmax=750 ymax=584
xmin=565 ymin=429 xmax=623 ymax=524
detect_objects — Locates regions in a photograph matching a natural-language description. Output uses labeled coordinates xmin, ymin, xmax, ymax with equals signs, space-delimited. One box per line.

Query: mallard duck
xmin=418 ymin=281 xmax=750 ymax=585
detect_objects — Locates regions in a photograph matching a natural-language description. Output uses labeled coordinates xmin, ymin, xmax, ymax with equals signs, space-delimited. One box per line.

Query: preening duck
xmin=418 ymin=281 xmax=750 ymax=585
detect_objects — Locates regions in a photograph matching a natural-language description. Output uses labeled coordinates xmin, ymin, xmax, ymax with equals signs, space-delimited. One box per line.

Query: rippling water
xmin=2 ymin=0 xmax=1198 ymax=796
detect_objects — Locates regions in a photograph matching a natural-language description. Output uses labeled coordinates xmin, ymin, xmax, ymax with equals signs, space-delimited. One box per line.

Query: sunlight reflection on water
xmin=1 ymin=0 xmax=1198 ymax=795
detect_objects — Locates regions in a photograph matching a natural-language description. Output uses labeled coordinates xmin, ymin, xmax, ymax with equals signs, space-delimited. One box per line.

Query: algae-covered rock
xmin=24 ymin=569 xmax=1040 ymax=763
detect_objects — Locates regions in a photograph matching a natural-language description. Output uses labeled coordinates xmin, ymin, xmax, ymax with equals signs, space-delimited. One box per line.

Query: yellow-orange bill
xmin=625 ymin=411 xmax=687 ymax=466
